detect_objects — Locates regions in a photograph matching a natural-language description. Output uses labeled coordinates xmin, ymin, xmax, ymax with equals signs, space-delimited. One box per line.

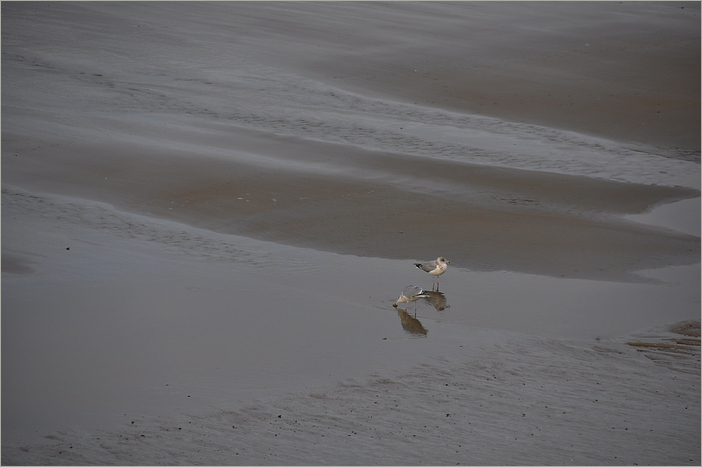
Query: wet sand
xmin=2 ymin=2 xmax=700 ymax=465
xmin=2 ymin=186 xmax=700 ymax=465
xmin=4 ymin=122 xmax=699 ymax=282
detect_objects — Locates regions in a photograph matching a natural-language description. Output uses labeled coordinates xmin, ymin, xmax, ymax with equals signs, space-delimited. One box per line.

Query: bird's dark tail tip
xmin=413 ymin=263 xmax=422 ymax=269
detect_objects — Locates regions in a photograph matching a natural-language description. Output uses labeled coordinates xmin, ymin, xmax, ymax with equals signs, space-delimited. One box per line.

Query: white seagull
xmin=414 ymin=256 xmax=450 ymax=290
xmin=393 ymin=285 xmax=430 ymax=314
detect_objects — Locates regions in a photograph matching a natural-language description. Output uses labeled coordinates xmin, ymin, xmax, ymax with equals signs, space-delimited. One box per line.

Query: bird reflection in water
xmin=392 ymin=287 xmax=450 ymax=336
xmin=422 ymin=290 xmax=450 ymax=311
xmin=393 ymin=285 xmax=430 ymax=314
xmin=396 ymin=308 xmax=428 ymax=336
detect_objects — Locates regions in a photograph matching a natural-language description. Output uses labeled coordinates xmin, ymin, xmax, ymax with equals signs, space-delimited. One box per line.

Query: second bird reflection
xmin=423 ymin=290 xmax=450 ymax=312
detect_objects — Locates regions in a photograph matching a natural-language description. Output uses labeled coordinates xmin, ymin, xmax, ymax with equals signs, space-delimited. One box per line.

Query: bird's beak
xmin=392 ymin=303 xmax=398 ymax=307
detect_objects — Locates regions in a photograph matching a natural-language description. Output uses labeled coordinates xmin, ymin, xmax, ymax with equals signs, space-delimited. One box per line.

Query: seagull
xmin=414 ymin=257 xmax=450 ymax=290
xmin=393 ymin=285 xmax=430 ymax=315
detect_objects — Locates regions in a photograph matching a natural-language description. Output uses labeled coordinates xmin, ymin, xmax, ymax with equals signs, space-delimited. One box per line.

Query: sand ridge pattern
xmin=3 ymin=329 xmax=699 ymax=466
xmin=627 ymin=320 xmax=701 ymax=375
xmin=3 ymin=3 xmax=699 ymax=282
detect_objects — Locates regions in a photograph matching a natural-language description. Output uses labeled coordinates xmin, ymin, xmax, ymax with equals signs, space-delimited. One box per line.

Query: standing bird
xmin=393 ymin=285 xmax=430 ymax=315
xmin=414 ymin=257 xmax=450 ymax=290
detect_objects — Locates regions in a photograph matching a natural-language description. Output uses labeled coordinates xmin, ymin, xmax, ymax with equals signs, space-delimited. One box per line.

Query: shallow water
xmin=626 ymin=197 xmax=701 ymax=236
xmin=2 ymin=3 xmax=700 ymax=189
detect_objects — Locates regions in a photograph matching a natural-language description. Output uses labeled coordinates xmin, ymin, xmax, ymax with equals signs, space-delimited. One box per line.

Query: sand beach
xmin=2 ymin=2 xmax=700 ymax=465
